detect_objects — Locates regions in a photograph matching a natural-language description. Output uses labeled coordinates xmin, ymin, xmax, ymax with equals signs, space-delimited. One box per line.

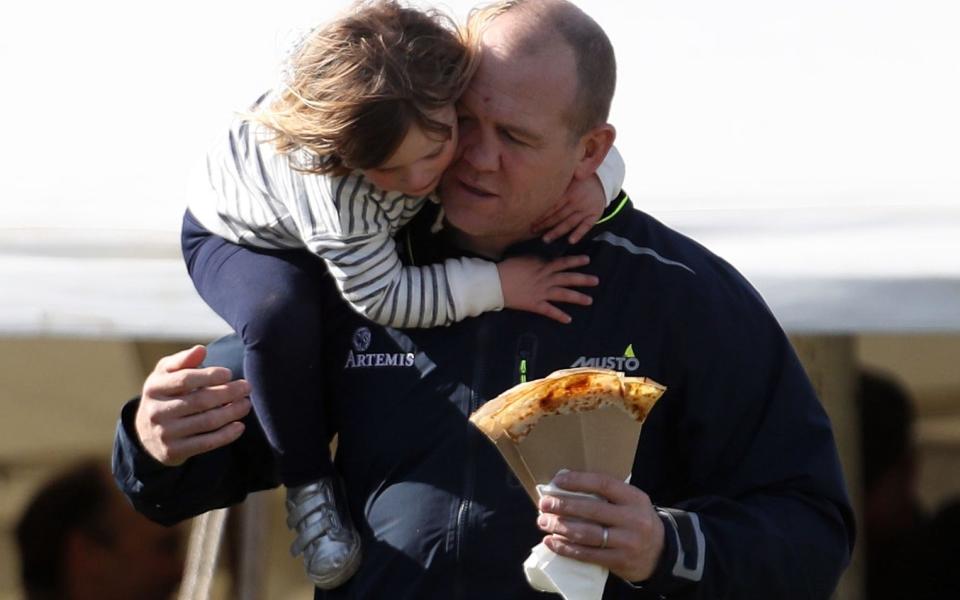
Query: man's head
xmin=469 ymin=0 xmax=617 ymax=139
xmin=439 ymin=0 xmax=617 ymax=256
xmin=15 ymin=460 xmax=184 ymax=600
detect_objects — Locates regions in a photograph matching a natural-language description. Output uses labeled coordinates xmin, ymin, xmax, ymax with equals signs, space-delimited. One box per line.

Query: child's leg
xmin=181 ymin=211 xmax=333 ymax=486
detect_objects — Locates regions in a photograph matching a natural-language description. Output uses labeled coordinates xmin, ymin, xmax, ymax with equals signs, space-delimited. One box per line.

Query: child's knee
xmin=242 ymin=291 xmax=320 ymax=347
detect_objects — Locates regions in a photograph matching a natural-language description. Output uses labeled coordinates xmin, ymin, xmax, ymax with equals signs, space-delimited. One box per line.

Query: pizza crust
xmin=470 ymin=368 xmax=666 ymax=442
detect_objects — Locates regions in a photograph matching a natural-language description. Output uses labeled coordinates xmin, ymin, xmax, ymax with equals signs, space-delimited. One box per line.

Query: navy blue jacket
xmin=114 ymin=195 xmax=854 ymax=599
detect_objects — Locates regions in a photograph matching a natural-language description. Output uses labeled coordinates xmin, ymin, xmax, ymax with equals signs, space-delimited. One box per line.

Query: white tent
xmin=4 ymin=204 xmax=957 ymax=338
xmin=2 ymin=0 xmax=957 ymax=338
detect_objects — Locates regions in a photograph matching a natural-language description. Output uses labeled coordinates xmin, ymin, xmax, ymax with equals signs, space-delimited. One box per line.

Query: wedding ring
xmin=600 ymin=525 xmax=609 ymax=549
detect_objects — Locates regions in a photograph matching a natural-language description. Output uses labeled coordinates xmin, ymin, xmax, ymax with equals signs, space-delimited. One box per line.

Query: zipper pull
xmin=516 ymin=333 xmax=538 ymax=384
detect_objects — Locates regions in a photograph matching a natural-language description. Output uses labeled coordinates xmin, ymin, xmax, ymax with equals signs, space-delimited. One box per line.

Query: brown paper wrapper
xmin=470 ymin=368 xmax=665 ymax=504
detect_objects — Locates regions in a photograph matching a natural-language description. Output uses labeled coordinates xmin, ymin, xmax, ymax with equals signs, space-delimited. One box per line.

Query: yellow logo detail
xmin=624 ymin=344 xmax=635 ymax=358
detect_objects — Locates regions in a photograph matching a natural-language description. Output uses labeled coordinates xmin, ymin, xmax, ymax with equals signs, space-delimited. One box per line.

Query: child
xmin=181 ymin=0 xmax=624 ymax=588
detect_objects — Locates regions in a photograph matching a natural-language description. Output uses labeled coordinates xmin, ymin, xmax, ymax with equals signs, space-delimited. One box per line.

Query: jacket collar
xmin=403 ymin=192 xmax=632 ymax=265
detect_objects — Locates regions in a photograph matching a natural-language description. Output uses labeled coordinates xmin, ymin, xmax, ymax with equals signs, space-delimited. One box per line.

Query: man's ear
xmin=573 ymin=123 xmax=616 ymax=181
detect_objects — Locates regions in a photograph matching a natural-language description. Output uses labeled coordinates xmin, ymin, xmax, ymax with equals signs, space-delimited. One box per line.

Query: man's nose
xmin=460 ymin=129 xmax=498 ymax=172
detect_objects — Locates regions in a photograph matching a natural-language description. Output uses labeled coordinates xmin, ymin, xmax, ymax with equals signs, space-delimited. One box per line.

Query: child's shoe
xmin=286 ymin=478 xmax=362 ymax=589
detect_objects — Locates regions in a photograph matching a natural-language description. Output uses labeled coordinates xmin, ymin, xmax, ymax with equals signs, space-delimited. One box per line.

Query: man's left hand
xmin=536 ymin=470 xmax=665 ymax=583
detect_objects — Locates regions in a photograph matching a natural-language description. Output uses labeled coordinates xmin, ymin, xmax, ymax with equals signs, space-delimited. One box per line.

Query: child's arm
xmin=310 ymin=228 xmax=597 ymax=327
xmin=532 ymin=145 xmax=625 ymax=244
xmin=268 ymin=154 xmax=599 ymax=327
xmin=498 ymin=255 xmax=598 ymax=324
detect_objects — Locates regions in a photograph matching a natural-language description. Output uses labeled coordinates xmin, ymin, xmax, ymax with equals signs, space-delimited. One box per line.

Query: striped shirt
xmin=187 ymin=111 xmax=625 ymax=328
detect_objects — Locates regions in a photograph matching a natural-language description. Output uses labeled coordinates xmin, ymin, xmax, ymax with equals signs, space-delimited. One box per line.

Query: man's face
xmin=439 ymin=17 xmax=583 ymax=254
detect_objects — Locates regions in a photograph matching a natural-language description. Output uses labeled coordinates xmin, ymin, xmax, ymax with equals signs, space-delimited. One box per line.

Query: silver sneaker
xmin=286 ymin=478 xmax=362 ymax=589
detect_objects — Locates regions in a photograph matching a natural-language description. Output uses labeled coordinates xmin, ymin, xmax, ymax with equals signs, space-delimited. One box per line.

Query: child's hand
xmin=498 ymin=255 xmax=599 ymax=324
xmin=531 ymin=175 xmax=606 ymax=244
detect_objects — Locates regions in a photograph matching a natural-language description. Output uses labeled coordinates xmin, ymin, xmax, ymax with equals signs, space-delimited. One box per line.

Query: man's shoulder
xmin=594 ymin=198 xmax=774 ymax=320
xmin=593 ymin=199 xmax=731 ymax=282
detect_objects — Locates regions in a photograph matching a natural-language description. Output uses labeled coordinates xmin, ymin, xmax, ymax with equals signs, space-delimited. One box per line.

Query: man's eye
xmin=499 ymin=128 xmax=523 ymax=145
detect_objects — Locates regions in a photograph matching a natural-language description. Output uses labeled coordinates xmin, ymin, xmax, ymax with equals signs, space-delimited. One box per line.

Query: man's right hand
xmin=135 ymin=345 xmax=252 ymax=466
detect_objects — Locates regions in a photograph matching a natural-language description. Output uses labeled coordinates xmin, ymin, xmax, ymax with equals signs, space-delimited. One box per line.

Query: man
xmin=114 ymin=1 xmax=854 ymax=597
xmin=16 ymin=459 xmax=184 ymax=600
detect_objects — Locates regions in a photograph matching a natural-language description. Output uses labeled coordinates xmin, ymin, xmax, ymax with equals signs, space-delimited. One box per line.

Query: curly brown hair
xmin=254 ymin=0 xmax=477 ymax=176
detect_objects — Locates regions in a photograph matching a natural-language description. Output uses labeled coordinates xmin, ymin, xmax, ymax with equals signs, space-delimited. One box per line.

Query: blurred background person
xmin=918 ymin=499 xmax=960 ymax=599
xmin=14 ymin=458 xmax=184 ymax=600
xmin=858 ymin=368 xmax=925 ymax=600
xmin=858 ymin=369 xmax=960 ymax=600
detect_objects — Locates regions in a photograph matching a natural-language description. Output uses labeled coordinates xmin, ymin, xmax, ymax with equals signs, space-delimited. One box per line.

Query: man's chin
xmin=440 ymin=190 xmax=490 ymax=224
xmin=442 ymin=202 xmax=486 ymax=236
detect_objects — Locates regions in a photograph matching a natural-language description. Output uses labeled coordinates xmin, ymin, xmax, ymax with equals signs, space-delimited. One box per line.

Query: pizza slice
xmin=470 ymin=367 xmax=666 ymax=442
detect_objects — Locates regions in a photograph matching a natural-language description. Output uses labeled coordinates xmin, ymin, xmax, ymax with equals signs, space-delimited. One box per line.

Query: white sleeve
xmin=308 ymin=228 xmax=503 ymax=328
xmin=302 ymin=176 xmax=503 ymax=327
xmin=595 ymin=145 xmax=626 ymax=207
xmin=443 ymin=257 xmax=504 ymax=319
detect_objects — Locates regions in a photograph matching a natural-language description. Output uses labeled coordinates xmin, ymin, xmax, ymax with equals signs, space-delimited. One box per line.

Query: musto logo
xmin=345 ymin=327 xmax=415 ymax=369
xmin=571 ymin=344 xmax=640 ymax=372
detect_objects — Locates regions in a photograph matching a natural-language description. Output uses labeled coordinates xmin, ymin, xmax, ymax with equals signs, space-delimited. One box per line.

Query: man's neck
xmin=449 ymin=227 xmax=536 ymax=260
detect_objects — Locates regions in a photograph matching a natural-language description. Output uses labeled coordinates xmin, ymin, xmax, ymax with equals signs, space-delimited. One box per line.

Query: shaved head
xmin=468 ymin=0 xmax=616 ymax=137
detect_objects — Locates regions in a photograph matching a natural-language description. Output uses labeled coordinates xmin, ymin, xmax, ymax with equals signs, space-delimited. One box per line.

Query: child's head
xmin=257 ymin=0 xmax=476 ymax=195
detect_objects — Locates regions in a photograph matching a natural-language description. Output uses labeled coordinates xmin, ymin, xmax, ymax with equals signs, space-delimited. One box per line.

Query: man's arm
xmin=112 ymin=340 xmax=279 ymax=525
xmin=538 ymin=284 xmax=854 ymax=598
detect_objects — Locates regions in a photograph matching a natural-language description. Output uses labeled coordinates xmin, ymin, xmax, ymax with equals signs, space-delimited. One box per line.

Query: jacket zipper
xmin=452 ymin=329 xmax=538 ymax=597
xmin=453 ymin=322 xmax=489 ymax=599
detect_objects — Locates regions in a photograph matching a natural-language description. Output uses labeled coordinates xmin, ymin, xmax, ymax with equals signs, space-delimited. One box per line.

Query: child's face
xmin=363 ymin=105 xmax=458 ymax=196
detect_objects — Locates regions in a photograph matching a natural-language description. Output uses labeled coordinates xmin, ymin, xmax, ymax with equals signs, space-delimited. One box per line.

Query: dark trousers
xmin=181 ymin=210 xmax=334 ymax=486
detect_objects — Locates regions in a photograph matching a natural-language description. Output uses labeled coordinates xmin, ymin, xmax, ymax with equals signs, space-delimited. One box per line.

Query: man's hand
xmin=135 ymin=345 xmax=252 ymax=466
xmin=531 ymin=174 xmax=607 ymax=244
xmin=536 ymin=470 xmax=665 ymax=583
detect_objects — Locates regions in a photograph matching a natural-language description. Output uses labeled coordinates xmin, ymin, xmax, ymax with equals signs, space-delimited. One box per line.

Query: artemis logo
xmin=344 ymin=327 xmax=415 ymax=369
xmin=571 ymin=344 xmax=640 ymax=372
xmin=352 ymin=327 xmax=372 ymax=352
xmin=344 ymin=351 xmax=415 ymax=369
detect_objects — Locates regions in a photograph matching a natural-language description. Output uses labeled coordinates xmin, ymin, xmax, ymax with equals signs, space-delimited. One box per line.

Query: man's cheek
xmin=440 ymin=145 xmax=462 ymax=174
xmin=450 ymin=141 xmax=468 ymax=165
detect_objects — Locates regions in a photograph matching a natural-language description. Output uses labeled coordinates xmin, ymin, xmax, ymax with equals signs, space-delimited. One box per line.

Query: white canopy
xmin=2 ymin=0 xmax=958 ymax=338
